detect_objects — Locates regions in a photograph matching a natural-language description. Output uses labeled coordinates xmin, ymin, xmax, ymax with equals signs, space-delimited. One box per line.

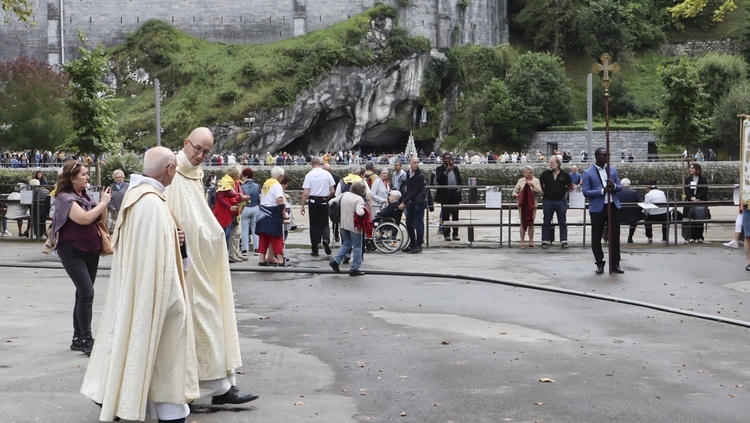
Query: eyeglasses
xmin=187 ymin=139 xmax=212 ymax=157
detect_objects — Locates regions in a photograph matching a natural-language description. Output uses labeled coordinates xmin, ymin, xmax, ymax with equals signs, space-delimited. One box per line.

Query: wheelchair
xmin=365 ymin=217 xmax=408 ymax=254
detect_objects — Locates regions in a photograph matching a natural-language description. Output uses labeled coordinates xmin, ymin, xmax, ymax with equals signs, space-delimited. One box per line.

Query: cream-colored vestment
xmin=81 ymin=182 xmax=199 ymax=421
xmin=164 ymin=151 xmax=242 ymax=381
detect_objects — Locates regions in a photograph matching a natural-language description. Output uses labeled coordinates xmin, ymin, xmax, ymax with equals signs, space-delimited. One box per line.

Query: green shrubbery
xmin=109 ymin=4 xmax=427 ymax=150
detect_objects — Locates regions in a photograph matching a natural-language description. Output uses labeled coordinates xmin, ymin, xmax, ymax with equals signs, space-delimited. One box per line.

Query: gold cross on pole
xmin=592 ymin=53 xmax=620 ymax=90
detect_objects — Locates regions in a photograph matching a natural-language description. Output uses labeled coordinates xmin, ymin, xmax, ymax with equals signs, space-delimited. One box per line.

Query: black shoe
xmin=409 ymin=247 xmax=422 ymax=254
xmin=349 ymin=269 xmax=366 ymax=276
xmin=444 ymin=236 xmax=451 ymax=241
xmin=452 ymin=235 xmax=460 ymax=241
xmin=93 ymin=401 xmax=121 ymax=421
xmin=159 ymin=419 xmax=186 ymax=423
xmin=613 ymin=266 xmax=625 ymax=274
xmin=70 ymin=337 xmax=83 ymax=352
xmin=402 ymin=247 xmax=413 ymax=253
xmin=311 ymin=251 xmax=319 ymax=257
xmin=258 ymin=261 xmax=270 ymax=267
xmin=627 ymin=238 xmax=634 ymax=244
xmin=322 ymin=240 xmax=332 ymax=255
xmin=595 ymin=264 xmax=604 ymax=274
xmin=81 ymin=335 xmax=94 ymax=356
xmin=211 ymin=386 xmax=259 ymax=405
xmin=329 ymin=260 xmax=340 ymax=273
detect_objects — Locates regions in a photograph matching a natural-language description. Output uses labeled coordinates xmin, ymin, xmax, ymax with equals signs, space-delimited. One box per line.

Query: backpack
xmin=339 ymin=180 xmax=352 ymax=194
xmin=206 ymin=185 xmax=217 ymax=208
xmin=329 ymin=199 xmax=341 ymax=224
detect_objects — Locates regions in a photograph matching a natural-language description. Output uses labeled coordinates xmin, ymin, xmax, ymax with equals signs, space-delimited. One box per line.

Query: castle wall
xmin=0 ymin=0 xmax=508 ymax=63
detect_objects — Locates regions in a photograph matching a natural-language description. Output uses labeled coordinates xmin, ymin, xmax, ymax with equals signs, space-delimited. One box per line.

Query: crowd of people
xmin=2 ymin=126 xmax=749 ymax=422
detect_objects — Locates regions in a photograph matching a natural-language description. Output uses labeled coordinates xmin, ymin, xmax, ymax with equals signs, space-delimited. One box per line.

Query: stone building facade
xmin=529 ymin=130 xmax=659 ymax=162
xmin=0 ymin=0 xmax=508 ymax=65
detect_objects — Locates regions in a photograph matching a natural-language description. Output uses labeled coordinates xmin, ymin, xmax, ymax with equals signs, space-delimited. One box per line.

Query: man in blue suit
xmin=583 ymin=147 xmax=624 ymax=274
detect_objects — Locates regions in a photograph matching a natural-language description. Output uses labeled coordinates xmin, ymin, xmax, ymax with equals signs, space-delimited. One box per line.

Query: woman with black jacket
xmin=683 ymin=162 xmax=709 ymax=242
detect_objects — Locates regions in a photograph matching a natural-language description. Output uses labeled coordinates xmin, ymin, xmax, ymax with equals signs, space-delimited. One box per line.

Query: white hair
xmin=271 ymin=166 xmax=285 ymax=178
xmin=621 ymin=178 xmax=631 ymax=187
xmin=143 ymin=147 xmax=175 ymax=176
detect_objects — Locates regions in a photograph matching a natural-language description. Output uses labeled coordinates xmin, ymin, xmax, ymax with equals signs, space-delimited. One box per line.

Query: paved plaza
xmin=1 ymin=206 xmax=749 ymax=422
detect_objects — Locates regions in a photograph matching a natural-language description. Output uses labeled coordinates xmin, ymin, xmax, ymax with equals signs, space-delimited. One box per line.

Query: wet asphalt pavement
xmin=1 ymin=219 xmax=749 ymax=422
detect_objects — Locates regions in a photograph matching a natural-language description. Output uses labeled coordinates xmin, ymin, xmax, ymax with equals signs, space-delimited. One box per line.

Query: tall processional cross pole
xmin=592 ymin=53 xmax=620 ymax=274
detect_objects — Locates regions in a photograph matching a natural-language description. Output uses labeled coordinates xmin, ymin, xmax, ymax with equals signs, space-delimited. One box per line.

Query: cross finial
xmin=592 ymin=53 xmax=620 ymax=90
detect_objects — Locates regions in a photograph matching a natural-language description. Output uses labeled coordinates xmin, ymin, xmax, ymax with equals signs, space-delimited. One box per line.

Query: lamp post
xmin=592 ymin=53 xmax=619 ymax=274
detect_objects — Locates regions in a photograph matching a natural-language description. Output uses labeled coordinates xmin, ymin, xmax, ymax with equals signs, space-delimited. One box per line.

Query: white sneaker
xmin=1 ymin=230 xmax=10 ymax=237
xmin=723 ymin=241 xmax=739 ymax=249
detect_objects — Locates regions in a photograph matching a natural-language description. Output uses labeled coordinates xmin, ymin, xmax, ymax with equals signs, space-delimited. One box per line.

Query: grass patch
xmin=110 ymin=4 xmax=429 ymax=150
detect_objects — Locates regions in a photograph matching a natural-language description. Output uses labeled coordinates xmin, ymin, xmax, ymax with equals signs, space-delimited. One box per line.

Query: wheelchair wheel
xmin=373 ymin=222 xmax=405 ymax=253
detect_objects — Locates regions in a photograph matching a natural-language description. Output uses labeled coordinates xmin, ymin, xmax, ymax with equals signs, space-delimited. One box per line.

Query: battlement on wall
xmin=0 ymin=0 xmax=508 ymax=64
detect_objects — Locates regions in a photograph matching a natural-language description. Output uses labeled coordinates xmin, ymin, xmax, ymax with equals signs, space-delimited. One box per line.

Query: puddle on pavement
xmin=722 ymin=281 xmax=750 ymax=293
xmin=370 ymin=311 xmax=568 ymax=343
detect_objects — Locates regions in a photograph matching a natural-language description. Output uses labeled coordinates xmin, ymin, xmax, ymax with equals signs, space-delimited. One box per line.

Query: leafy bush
xmin=695 ymin=52 xmax=748 ymax=106
xmin=711 ymin=82 xmax=750 ymax=149
xmin=99 ymin=153 xmax=144 ymax=186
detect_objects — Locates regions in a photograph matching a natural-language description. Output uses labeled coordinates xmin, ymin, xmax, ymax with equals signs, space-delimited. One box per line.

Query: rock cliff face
xmin=213 ymin=51 xmax=434 ymax=155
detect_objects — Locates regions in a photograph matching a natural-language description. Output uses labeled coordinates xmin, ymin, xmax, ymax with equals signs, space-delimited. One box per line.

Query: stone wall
xmin=0 ymin=0 xmax=508 ymax=64
xmin=0 ymin=161 xmax=740 ymax=201
xmin=659 ymin=39 xmax=745 ymax=58
xmin=529 ymin=130 xmax=658 ymax=161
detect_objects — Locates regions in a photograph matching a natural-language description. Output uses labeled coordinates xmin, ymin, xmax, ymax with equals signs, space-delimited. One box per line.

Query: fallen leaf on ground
xmin=259 ymin=316 xmax=270 ymax=320
xmin=539 ymin=378 xmax=555 ymax=383
xmin=441 ymin=340 xmax=451 ymax=345
xmin=400 ymin=412 xmax=407 ymax=417
xmin=294 ymin=401 xmax=304 ymax=405
xmin=534 ymin=402 xmax=544 ymax=406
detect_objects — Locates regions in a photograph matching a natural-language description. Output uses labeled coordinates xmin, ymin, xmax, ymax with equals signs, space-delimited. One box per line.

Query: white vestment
xmin=164 ymin=150 xmax=242 ymax=381
xmin=81 ymin=182 xmax=199 ymax=421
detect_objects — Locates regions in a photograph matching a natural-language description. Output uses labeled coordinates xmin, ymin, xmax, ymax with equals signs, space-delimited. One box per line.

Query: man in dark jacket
xmin=398 ymin=156 xmax=426 ymax=253
xmin=434 ymin=152 xmax=463 ymax=241
xmin=618 ymin=178 xmax=643 ymax=243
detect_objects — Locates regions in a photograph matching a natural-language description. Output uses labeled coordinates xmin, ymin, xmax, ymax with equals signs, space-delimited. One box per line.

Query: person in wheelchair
xmin=365 ymin=191 xmax=404 ymax=253
xmin=374 ymin=190 xmax=403 ymax=225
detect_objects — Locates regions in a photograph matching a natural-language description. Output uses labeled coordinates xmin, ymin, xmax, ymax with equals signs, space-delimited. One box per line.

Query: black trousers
xmin=440 ymin=203 xmax=460 ymax=236
xmin=308 ymin=198 xmax=330 ymax=253
xmin=590 ymin=207 xmax=621 ymax=266
xmin=58 ymin=243 xmax=100 ymax=339
xmin=645 ymin=213 xmax=668 ymax=241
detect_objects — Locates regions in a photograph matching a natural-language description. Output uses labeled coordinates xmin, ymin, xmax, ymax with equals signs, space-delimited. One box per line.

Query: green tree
xmin=576 ymin=0 xmax=636 ymax=60
xmin=711 ymin=82 xmax=750 ymax=150
xmin=507 ymin=52 xmax=574 ymax=143
xmin=657 ymin=57 xmax=710 ymax=148
xmin=669 ymin=0 xmax=736 ymax=22
xmin=513 ymin=0 xmax=583 ymax=56
xmin=0 ymin=56 xmax=72 ymax=150
xmin=695 ymin=53 xmax=748 ymax=106
xmin=482 ymin=79 xmax=518 ymax=145
xmin=61 ymin=32 xmax=120 ymax=186
xmin=1 ymin=0 xmax=33 ymax=23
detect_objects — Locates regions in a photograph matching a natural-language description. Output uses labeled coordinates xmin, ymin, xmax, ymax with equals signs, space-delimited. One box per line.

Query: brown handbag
xmin=96 ymin=220 xmax=113 ymax=255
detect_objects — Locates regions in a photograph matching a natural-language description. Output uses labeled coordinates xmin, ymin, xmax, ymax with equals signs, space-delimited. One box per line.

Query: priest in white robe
xmin=81 ymin=147 xmax=199 ymax=422
xmin=164 ymin=127 xmax=258 ymax=404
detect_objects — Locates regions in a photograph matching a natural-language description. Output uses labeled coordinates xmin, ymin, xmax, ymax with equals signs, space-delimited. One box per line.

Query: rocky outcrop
xmin=212 ymin=51 xmax=436 ymax=155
